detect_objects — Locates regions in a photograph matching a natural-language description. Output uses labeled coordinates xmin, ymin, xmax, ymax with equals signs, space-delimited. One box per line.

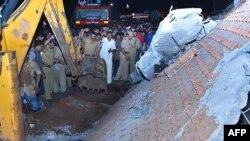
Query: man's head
xmin=90 ymin=32 xmax=96 ymax=41
xmin=73 ymin=32 xmax=79 ymax=41
xmin=127 ymin=32 xmax=133 ymax=40
xmin=94 ymin=28 xmax=100 ymax=34
xmin=37 ymin=32 xmax=46 ymax=41
xmin=96 ymin=33 xmax=102 ymax=41
xmin=46 ymin=32 xmax=52 ymax=39
xmin=83 ymin=28 xmax=90 ymax=32
xmin=132 ymin=29 xmax=137 ymax=37
xmin=116 ymin=33 xmax=121 ymax=40
xmin=48 ymin=39 xmax=58 ymax=49
xmin=146 ymin=26 xmax=152 ymax=32
xmin=34 ymin=40 xmax=44 ymax=52
xmin=142 ymin=30 xmax=146 ymax=36
xmin=107 ymin=31 xmax=113 ymax=41
xmin=102 ymin=27 xmax=109 ymax=31
xmin=102 ymin=30 xmax=107 ymax=37
xmin=126 ymin=26 xmax=132 ymax=32
xmin=27 ymin=51 xmax=36 ymax=63
xmin=120 ymin=32 xmax=124 ymax=39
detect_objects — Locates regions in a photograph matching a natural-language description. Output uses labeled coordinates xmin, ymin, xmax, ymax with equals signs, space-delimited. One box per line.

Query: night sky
xmin=0 ymin=0 xmax=234 ymax=20
xmin=63 ymin=0 xmax=233 ymax=19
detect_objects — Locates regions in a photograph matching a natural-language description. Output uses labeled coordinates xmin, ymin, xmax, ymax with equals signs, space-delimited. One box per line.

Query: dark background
xmin=0 ymin=0 xmax=234 ymax=21
xmin=64 ymin=0 xmax=233 ymax=20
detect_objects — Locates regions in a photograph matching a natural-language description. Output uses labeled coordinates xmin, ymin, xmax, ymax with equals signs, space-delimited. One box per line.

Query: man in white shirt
xmin=100 ymin=31 xmax=116 ymax=84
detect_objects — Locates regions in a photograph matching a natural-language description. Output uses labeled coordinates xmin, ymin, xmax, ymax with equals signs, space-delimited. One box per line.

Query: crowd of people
xmin=19 ymin=20 xmax=157 ymax=113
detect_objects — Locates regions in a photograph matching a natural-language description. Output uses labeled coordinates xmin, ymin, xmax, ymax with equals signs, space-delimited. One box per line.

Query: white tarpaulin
xmin=129 ymin=8 xmax=217 ymax=84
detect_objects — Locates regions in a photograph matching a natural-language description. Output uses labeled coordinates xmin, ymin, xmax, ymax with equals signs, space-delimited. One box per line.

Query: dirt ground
xmin=23 ymin=80 xmax=131 ymax=140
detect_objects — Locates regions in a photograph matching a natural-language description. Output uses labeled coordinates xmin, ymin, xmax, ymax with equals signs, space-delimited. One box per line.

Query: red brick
xmin=190 ymin=108 xmax=218 ymax=141
xmin=217 ymin=25 xmax=250 ymax=40
xmin=194 ymin=56 xmax=212 ymax=78
xmin=208 ymin=34 xmax=236 ymax=51
xmin=163 ymin=47 xmax=198 ymax=77
xmin=176 ymin=72 xmax=197 ymax=117
xmin=184 ymin=62 xmax=207 ymax=98
xmin=199 ymin=40 xmax=224 ymax=60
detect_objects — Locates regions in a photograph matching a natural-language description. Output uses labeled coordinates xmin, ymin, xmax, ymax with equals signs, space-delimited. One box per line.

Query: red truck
xmin=73 ymin=4 xmax=111 ymax=27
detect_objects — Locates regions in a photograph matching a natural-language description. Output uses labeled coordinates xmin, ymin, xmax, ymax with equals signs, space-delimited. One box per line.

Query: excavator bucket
xmin=78 ymin=57 xmax=108 ymax=93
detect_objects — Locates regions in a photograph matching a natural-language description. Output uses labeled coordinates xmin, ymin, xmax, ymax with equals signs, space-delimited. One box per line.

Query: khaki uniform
xmin=80 ymin=38 xmax=99 ymax=76
xmin=54 ymin=47 xmax=67 ymax=93
xmin=41 ymin=46 xmax=55 ymax=100
xmin=83 ymin=38 xmax=98 ymax=56
xmin=114 ymin=38 xmax=130 ymax=80
xmin=128 ymin=37 xmax=141 ymax=73
xmin=74 ymin=38 xmax=84 ymax=62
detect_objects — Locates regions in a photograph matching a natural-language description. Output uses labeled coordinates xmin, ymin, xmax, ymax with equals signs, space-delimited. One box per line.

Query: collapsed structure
xmin=129 ymin=8 xmax=217 ymax=83
xmin=85 ymin=1 xmax=250 ymax=140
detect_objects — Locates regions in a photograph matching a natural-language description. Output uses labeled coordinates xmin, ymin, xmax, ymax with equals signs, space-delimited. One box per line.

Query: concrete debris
xmin=53 ymin=125 xmax=72 ymax=134
xmin=201 ymin=43 xmax=250 ymax=140
xmin=243 ymin=64 xmax=250 ymax=76
xmin=46 ymin=131 xmax=56 ymax=140
xmin=88 ymin=85 xmax=151 ymax=141
xmin=130 ymin=8 xmax=217 ymax=84
xmin=200 ymin=19 xmax=218 ymax=36
xmin=25 ymin=129 xmax=91 ymax=141
xmin=29 ymin=124 xmax=35 ymax=129
xmin=129 ymin=92 xmax=149 ymax=119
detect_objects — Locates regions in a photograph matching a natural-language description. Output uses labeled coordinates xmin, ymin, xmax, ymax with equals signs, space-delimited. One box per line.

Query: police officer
xmin=41 ymin=36 xmax=56 ymax=100
xmin=82 ymin=32 xmax=99 ymax=57
xmin=114 ymin=33 xmax=131 ymax=80
xmin=53 ymin=39 xmax=67 ymax=93
xmin=127 ymin=31 xmax=141 ymax=73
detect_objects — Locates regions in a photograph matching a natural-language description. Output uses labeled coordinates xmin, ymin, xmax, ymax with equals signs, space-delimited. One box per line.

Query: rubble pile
xmin=130 ymin=8 xmax=217 ymax=84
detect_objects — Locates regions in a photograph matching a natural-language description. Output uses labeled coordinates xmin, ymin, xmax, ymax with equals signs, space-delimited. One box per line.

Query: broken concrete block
xmin=243 ymin=63 xmax=250 ymax=76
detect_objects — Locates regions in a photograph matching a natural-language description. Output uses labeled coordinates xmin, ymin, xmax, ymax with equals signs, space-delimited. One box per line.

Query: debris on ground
xmin=24 ymin=81 xmax=129 ymax=141
xmin=26 ymin=130 xmax=91 ymax=141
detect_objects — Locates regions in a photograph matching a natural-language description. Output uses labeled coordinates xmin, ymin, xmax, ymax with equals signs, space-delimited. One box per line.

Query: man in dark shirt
xmin=113 ymin=33 xmax=123 ymax=76
xmin=145 ymin=26 xmax=153 ymax=51
xmin=29 ymin=40 xmax=45 ymax=96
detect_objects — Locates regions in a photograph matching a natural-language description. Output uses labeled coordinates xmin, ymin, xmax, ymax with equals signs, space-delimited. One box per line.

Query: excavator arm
xmin=0 ymin=0 xmax=79 ymax=140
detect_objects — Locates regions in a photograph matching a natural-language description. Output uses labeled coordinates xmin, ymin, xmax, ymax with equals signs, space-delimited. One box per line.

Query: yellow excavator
xmin=0 ymin=0 xmax=85 ymax=140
